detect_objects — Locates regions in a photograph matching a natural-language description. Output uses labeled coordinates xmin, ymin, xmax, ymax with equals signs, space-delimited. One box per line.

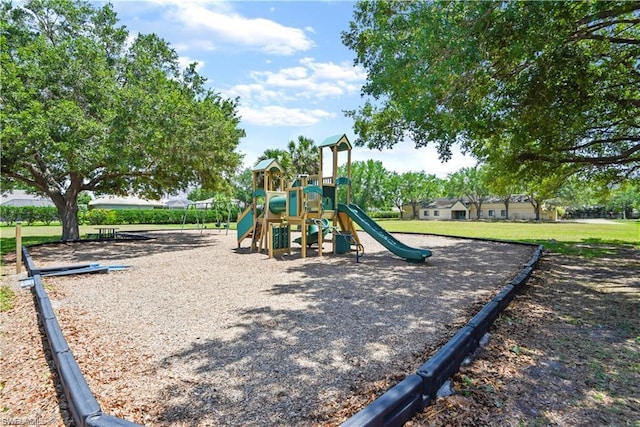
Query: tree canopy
xmin=1 ymin=0 xmax=245 ymax=240
xmin=342 ymin=1 xmax=640 ymax=182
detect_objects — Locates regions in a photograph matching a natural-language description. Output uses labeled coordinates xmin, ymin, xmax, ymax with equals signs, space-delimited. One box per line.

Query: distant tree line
xmin=243 ymin=140 xmax=639 ymax=220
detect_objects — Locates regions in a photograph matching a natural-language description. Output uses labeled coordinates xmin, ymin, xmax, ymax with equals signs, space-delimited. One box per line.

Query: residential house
xmin=89 ymin=196 xmax=163 ymax=210
xmin=468 ymin=195 xmax=558 ymax=221
xmin=0 ymin=190 xmax=54 ymax=207
xmin=405 ymin=198 xmax=469 ymax=220
xmin=404 ymin=195 xmax=557 ymax=221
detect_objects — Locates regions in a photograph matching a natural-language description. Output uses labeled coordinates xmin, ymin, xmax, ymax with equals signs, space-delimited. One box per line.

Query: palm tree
xmin=287 ymin=135 xmax=318 ymax=176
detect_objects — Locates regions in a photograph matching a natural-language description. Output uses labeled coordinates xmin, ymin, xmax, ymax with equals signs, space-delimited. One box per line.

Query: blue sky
xmin=108 ymin=0 xmax=477 ymax=176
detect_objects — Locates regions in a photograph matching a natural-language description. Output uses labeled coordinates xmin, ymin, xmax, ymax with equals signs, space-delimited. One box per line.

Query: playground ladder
xmin=251 ymin=220 xmax=264 ymax=251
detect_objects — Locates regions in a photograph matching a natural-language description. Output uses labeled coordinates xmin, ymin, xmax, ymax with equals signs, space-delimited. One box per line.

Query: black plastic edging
xmin=341 ymin=244 xmax=544 ymax=426
xmin=22 ymin=247 xmax=141 ymax=427
xmin=341 ymin=375 xmax=427 ymax=427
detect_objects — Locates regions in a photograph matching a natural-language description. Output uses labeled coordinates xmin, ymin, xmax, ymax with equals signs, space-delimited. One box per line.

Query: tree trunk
xmin=528 ymin=197 xmax=541 ymax=221
xmin=531 ymin=201 xmax=541 ymax=221
xmin=60 ymin=201 xmax=80 ymax=241
xmin=50 ymin=186 xmax=81 ymax=241
xmin=395 ymin=202 xmax=403 ymax=219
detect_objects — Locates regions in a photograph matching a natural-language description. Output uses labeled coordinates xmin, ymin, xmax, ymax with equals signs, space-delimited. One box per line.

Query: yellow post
xmin=15 ymin=222 xmax=22 ymax=274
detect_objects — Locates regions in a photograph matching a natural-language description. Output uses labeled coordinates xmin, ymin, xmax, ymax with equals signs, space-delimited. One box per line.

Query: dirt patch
xmin=411 ymin=246 xmax=640 ymax=426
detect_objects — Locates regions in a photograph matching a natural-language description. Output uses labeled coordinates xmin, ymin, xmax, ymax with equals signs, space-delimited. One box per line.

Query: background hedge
xmin=0 ymin=206 xmax=60 ymax=225
xmin=1 ymin=206 xmax=240 ymax=226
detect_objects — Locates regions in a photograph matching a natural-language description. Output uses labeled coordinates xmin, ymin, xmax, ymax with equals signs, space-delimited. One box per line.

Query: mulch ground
xmin=2 ymin=243 xmax=638 ymax=426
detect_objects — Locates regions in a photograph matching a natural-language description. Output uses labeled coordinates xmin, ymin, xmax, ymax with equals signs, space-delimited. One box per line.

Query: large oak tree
xmin=342 ymin=1 xmax=640 ymax=182
xmin=1 ymin=0 xmax=245 ymax=240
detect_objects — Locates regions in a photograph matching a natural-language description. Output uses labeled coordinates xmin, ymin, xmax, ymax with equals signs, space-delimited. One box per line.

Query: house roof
xmin=419 ymin=195 xmax=534 ymax=208
xmin=163 ymin=198 xmax=191 ymax=208
xmin=0 ymin=190 xmax=54 ymax=207
xmin=89 ymin=196 xmax=163 ymax=208
xmin=481 ymin=195 xmax=532 ymax=204
xmin=421 ymin=198 xmax=468 ymax=209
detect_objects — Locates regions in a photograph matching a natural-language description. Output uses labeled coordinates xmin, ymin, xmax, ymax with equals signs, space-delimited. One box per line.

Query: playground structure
xmin=236 ymin=134 xmax=433 ymax=262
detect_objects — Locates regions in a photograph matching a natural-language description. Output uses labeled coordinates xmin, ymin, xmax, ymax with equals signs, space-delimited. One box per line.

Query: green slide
xmin=337 ymin=203 xmax=432 ymax=262
xmin=294 ymin=218 xmax=331 ymax=247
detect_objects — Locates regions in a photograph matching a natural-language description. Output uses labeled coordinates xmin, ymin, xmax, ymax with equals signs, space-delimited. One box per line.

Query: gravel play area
xmin=4 ymin=230 xmax=535 ymax=426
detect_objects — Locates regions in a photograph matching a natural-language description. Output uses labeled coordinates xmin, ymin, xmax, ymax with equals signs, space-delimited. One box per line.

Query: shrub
xmin=369 ymin=210 xmax=399 ymax=219
xmin=85 ymin=209 xmax=117 ymax=225
xmin=0 ymin=206 xmax=59 ymax=225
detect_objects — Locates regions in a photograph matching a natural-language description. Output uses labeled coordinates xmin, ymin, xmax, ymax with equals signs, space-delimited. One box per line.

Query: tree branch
xmin=521 ymin=143 xmax=640 ymax=166
xmin=578 ymin=3 xmax=640 ymax=26
xmin=579 ymin=18 xmax=640 ymax=35
xmin=566 ymin=136 xmax=640 ymax=152
xmin=578 ymin=34 xmax=640 ymax=45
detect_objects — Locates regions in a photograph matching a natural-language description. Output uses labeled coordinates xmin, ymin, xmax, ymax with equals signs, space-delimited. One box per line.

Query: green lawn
xmin=0 ymin=223 xmax=217 ymax=258
xmin=1 ymin=219 xmax=638 ymax=259
xmin=378 ymin=219 xmax=639 ymax=255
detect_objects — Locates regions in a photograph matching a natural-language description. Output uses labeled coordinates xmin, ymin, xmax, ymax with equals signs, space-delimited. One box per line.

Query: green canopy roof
xmin=318 ymin=134 xmax=351 ymax=151
xmin=253 ymin=158 xmax=284 ymax=173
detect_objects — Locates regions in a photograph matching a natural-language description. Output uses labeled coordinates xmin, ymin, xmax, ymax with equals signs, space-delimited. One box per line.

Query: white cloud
xmin=240 ymin=106 xmax=335 ymax=127
xmin=177 ymin=56 xmax=204 ymax=73
xmin=299 ymin=57 xmax=365 ymax=82
xmin=352 ymin=141 xmax=478 ymax=176
xmin=228 ymin=58 xmax=366 ymax=102
xmin=165 ymin=2 xmax=314 ymax=55
xmin=223 ymin=84 xmax=291 ymax=104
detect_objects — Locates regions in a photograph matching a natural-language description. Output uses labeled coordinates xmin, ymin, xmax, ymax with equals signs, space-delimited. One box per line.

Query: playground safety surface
xmin=3 ymin=230 xmax=536 ymax=426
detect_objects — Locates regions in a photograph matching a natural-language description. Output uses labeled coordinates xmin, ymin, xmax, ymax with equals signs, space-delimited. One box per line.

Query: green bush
xmin=0 ymin=205 xmax=60 ymax=225
xmin=369 ymin=210 xmax=400 ymax=219
xmin=0 ymin=206 xmax=19 ymax=225
xmin=85 ymin=209 xmax=118 ymax=225
xmin=83 ymin=208 xmax=219 ymax=225
xmin=36 ymin=206 xmax=60 ymax=225
xmin=0 ymin=205 xmax=243 ymax=226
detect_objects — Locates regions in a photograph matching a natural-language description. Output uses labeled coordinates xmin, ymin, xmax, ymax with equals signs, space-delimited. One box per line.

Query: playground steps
xmin=251 ymin=220 xmax=264 ymax=251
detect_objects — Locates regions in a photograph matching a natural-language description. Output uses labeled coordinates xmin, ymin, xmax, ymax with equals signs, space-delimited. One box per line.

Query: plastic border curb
xmin=22 ymin=247 xmax=141 ymax=427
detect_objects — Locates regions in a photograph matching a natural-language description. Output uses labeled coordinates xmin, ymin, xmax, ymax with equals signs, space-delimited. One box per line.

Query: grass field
xmin=379 ymin=219 xmax=639 ymax=255
xmin=1 ymin=219 xmax=638 ymax=259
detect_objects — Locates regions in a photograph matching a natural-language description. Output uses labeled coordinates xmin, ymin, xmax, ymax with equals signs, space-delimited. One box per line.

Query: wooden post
xmin=15 ymin=222 xmax=22 ymax=274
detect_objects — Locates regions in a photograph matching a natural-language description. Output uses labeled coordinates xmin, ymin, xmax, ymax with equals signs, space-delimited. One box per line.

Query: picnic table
xmin=95 ymin=227 xmax=119 ymax=239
